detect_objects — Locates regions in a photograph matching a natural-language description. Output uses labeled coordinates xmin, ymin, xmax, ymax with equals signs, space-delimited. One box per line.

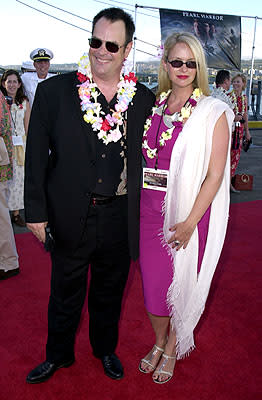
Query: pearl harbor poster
xmin=159 ymin=8 xmax=241 ymax=70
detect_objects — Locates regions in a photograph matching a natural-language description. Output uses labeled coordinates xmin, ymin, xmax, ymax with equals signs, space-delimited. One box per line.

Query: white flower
xmin=159 ymin=90 xmax=171 ymax=104
xmin=92 ymin=117 xmax=103 ymax=131
xmin=121 ymin=59 xmax=133 ymax=76
xmin=109 ymin=128 xmax=122 ymax=143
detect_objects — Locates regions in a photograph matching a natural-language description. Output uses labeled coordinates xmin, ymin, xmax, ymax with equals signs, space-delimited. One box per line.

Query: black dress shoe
xmin=100 ymin=354 xmax=124 ymax=380
xmin=0 ymin=268 xmax=19 ymax=280
xmin=26 ymin=358 xmax=74 ymax=384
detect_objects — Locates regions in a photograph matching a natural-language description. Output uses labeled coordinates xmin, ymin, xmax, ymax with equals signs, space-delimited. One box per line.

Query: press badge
xmin=12 ymin=136 xmax=23 ymax=146
xmin=142 ymin=167 xmax=169 ymax=192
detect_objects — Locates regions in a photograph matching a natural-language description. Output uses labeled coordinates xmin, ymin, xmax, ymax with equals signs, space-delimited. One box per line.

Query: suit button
xmin=101 ymin=153 xmax=106 ymax=159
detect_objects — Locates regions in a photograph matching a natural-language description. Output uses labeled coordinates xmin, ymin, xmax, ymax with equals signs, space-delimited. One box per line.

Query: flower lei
xmin=77 ymin=53 xmax=137 ymax=145
xmin=229 ymin=91 xmax=246 ymax=115
xmin=142 ymin=88 xmax=202 ymax=159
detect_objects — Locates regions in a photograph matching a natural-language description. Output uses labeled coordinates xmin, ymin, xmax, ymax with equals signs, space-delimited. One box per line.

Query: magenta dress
xmin=139 ymin=106 xmax=210 ymax=316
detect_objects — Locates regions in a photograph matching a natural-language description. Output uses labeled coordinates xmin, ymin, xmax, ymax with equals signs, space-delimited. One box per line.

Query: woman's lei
xmin=229 ymin=91 xmax=246 ymax=115
xmin=142 ymin=88 xmax=202 ymax=159
xmin=77 ymin=53 xmax=137 ymax=145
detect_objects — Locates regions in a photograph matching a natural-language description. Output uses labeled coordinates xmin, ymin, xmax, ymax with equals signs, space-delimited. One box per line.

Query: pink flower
xmin=189 ymin=98 xmax=197 ymax=106
xmin=105 ymin=114 xmax=116 ymax=126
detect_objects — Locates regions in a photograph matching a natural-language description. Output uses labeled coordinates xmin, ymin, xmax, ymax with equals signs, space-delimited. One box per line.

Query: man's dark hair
xmin=92 ymin=7 xmax=135 ymax=45
xmin=216 ymin=70 xmax=230 ymax=86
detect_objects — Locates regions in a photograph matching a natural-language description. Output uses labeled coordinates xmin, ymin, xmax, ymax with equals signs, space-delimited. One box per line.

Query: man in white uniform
xmin=21 ymin=48 xmax=55 ymax=107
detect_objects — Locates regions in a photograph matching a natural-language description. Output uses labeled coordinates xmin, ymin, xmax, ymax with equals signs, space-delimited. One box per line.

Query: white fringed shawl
xmin=163 ymin=96 xmax=234 ymax=359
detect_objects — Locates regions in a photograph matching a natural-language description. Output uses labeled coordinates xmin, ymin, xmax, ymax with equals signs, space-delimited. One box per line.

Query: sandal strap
xmin=154 ymin=353 xmax=176 ymax=377
xmin=154 ymin=369 xmax=173 ymax=378
xmin=139 ymin=344 xmax=165 ymax=372
xmin=141 ymin=344 xmax=164 ymax=366
xmin=162 ymin=353 xmax=176 ymax=360
xmin=154 ymin=345 xmax=165 ymax=353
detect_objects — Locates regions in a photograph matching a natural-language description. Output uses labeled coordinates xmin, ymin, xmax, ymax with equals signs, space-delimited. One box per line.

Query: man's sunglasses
xmin=168 ymin=59 xmax=197 ymax=69
xmin=88 ymin=37 xmax=125 ymax=53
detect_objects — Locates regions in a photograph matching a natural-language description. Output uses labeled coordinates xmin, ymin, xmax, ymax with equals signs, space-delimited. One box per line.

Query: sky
xmin=1 ymin=0 xmax=262 ymax=67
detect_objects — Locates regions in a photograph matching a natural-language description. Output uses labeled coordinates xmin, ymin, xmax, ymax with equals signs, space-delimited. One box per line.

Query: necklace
xmin=77 ymin=53 xmax=137 ymax=145
xmin=229 ymin=91 xmax=245 ymax=115
xmin=142 ymin=88 xmax=202 ymax=159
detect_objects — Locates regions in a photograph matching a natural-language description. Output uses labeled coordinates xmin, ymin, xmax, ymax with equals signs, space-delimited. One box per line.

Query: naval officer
xmin=21 ymin=48 xmax=55 ymax=107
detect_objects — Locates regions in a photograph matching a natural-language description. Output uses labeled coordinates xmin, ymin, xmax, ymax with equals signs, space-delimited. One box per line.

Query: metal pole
xmin=248 ymin=16 xmax=257 ymax=101
xmin=133 ymin=4 xmax=138 ymax=71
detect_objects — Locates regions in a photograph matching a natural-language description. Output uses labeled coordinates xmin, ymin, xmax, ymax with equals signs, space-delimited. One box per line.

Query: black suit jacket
xmin=24 ymin=71 xmax=155 ymax=259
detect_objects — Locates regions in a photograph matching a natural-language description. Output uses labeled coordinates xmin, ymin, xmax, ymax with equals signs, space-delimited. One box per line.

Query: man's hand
xmin=26 ymin=222 xmax=48 ymax=243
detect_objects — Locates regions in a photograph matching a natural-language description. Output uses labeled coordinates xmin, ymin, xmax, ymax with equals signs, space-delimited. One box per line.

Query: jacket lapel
xmin=71 ymin=72 xmax=96 ymax=157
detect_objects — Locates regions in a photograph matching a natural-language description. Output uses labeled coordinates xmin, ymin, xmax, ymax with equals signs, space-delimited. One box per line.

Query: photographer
xmin=1 ymin=70 xmax=30 ymax=227
xmin=0 ymin=91 xmax=19 ymax=280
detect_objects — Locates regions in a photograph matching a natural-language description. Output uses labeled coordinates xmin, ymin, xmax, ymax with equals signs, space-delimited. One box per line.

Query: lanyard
xmin=10 ymin=107 xmax=17 ymax=136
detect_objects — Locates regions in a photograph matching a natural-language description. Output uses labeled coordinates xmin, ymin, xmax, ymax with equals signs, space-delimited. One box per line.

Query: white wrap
xmin=163 ymin=96 xmax=234 ymax=359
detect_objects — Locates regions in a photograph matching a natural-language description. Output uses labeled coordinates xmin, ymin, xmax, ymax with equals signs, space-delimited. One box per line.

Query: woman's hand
xmin=234 ymin=114 xmax=242 ymax=123
xmin=168 ymin=220 xmax=196 ymax=250
xmin=245 ymin=130 xmax=251 ymax=141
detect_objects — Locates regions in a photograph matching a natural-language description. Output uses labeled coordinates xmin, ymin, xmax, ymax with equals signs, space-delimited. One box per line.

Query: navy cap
xmin=30 ymin=48 xmax=54 ymax=61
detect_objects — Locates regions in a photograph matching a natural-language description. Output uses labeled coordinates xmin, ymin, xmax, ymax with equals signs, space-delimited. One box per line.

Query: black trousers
xmin=46 ymin=195 xmax=130 ymax=363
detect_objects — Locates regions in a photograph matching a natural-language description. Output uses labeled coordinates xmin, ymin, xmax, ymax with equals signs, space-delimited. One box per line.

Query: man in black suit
xmin=25 ymin=7 xmax=155 ymax=383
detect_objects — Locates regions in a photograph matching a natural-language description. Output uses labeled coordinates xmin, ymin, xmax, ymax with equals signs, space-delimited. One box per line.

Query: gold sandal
xmin=139 ymin=345 xmax=164 ymax=374
xmin=152 ymin=353 xmax=176 ymax=384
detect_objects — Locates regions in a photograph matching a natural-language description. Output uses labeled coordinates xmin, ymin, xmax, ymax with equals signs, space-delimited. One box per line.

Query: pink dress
xmin=139 ymin=105 xmax=210 ymax=316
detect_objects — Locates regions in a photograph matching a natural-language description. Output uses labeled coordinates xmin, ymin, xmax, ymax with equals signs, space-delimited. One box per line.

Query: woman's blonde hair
xmin=232 ymin=73 xmax=247 ymax=90
xmin=157 ymin=32 xmax=210 ymax=98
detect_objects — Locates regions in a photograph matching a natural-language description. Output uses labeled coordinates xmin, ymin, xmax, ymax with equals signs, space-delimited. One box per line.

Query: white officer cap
xmin=30 ymin=48 xmax=54 ymax=61
xmin=21 ymin=60 xmax=36 ymax=71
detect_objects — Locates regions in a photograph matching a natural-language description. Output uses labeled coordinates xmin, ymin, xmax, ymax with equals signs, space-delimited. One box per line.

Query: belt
xmin=90 ymin=194 xmax=116 ymax=206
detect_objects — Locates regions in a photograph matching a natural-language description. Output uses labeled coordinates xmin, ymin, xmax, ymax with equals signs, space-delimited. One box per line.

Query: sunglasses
xmin=168 ymin=59 xmax=197 ymax=69
xmin=89 ymin=37 xmax=125 ymax=53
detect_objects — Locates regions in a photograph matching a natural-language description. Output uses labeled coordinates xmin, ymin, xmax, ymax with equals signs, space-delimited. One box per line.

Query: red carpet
xmin=0 ymin=201 xmax=261 ymax=400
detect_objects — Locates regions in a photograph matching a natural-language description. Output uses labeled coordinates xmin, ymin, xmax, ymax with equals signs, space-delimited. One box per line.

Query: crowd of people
xmin=0 ymin=6 xmax=253 ymax=386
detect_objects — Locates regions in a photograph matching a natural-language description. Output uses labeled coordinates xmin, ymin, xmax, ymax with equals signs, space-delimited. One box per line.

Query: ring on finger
xmin=174 ymin=240 xmax=180 ymax=246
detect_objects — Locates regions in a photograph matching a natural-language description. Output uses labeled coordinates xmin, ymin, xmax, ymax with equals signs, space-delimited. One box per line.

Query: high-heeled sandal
xmin=152 ymin=353 xmax=176 ymax=384
xmin=138 ymin=345 xmax=164 ymax=374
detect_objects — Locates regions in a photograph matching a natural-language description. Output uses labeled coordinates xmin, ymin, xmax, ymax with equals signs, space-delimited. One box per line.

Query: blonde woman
xmin=139 ymin=33 xmax=234 ymax=384
xmin=229 ymin=73 xmax=251 ymax=192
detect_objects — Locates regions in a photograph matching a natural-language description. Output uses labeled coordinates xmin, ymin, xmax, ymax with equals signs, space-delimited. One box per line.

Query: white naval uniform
xmin=21 ymin=72 xmax=55 ymax=107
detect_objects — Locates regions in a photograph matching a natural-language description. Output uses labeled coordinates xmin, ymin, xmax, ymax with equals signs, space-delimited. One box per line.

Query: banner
xmin=159 ymin=9 xmax=241 ymax=70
